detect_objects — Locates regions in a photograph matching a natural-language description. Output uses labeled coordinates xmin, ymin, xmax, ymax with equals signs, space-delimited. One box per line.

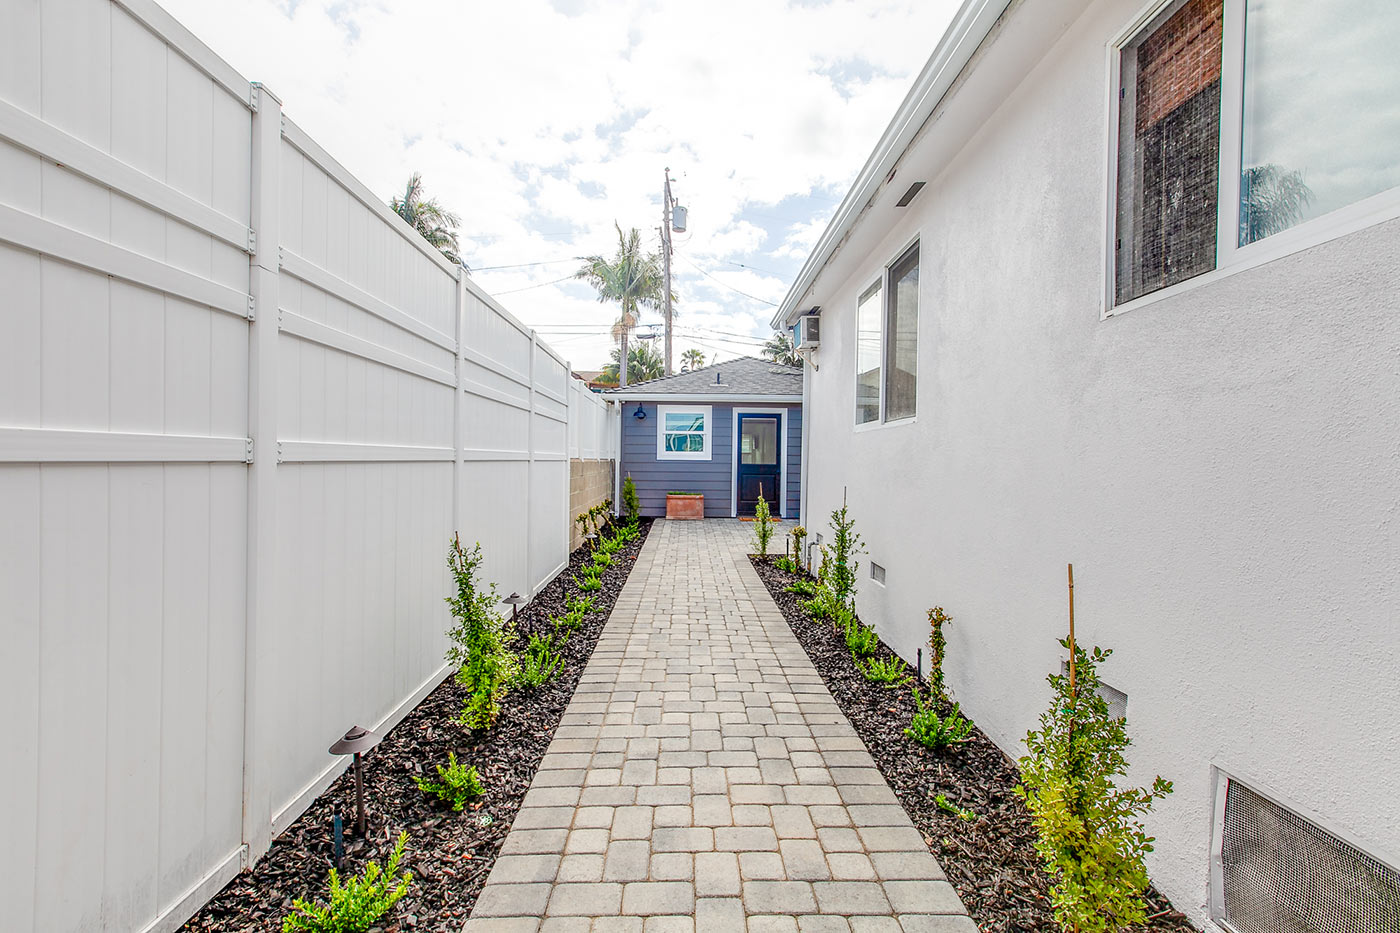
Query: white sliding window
xmin=855 ymin=282 xmax=882 ymax=425
xmin=853 ymin=242 xmax=919 ymax=426
xmin=1109 ymin=0 xmax=1400 ymax=311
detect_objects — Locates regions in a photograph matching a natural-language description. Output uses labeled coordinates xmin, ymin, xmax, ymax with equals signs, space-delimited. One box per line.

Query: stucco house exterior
xmin=604 ymin=357 xmax=802 ymax=519
xmin=774 ymin=1 xmax=1400 ymax=930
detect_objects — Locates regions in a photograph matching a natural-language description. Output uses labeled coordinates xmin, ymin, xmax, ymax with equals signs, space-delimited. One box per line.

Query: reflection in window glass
xmin=741 ymin=418 xmax=778 ymax=465
xmin=1240 ymin=0 xmax=1400 ymax=245
xmin=1115 ymin=0 xmax=1224 ymax=304
xmin=884 ymin=244 xmax=919 ymax=422
xmin=855 ymin=282 xmax=882 ymax=424
xmin=663 ymin=412 xmax=705 ymax=452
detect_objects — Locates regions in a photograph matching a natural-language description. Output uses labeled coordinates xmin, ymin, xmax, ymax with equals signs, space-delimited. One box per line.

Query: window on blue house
xmin=656 ymin=405 xmax=712 ymax=461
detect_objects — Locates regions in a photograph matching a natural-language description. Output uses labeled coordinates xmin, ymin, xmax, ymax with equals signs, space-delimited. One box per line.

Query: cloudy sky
xmin=162 ymin=0 xmax=961 ymax=371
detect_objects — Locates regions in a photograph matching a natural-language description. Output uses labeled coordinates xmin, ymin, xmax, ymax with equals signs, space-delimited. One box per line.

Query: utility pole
xmin=661 ymin=167 xmax=675 ymax=375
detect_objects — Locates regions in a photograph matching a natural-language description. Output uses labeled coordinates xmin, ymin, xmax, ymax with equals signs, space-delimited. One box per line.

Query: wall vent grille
xmin=1059 ymin=661 xmax=1128 ymax=720
xmin=1216 ymin=777 xmax=1400 ymax=933
xmin=870 ymin=562 xmax=886 ymax=584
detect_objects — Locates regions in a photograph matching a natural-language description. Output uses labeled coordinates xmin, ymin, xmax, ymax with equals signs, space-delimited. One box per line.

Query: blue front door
xmin=737 ymin=414 xmax=781 ymax=516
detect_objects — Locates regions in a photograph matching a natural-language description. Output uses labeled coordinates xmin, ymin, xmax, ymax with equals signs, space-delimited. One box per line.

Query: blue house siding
xmin=619 ymin=402 xmax=801 ymax=519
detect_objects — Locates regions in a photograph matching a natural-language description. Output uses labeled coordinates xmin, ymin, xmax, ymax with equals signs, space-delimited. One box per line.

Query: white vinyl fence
xmin=0 ymin=3 xmax=616 ymax=931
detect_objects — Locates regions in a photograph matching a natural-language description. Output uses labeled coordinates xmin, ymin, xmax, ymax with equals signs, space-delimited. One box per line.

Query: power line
xmin=472 ymin=257 xmax=580 ymax=272
xmin=492 ymin=274 xmax=579 ymax=295
xmin=673 ymin=252 xmax=780 ymax=307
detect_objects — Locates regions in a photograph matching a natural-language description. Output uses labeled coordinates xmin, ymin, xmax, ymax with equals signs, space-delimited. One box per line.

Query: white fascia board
xmin=604 ymin=393 xmax=803 ymax=404
xmin=771 ymin=0 xmax=1012 ymax=329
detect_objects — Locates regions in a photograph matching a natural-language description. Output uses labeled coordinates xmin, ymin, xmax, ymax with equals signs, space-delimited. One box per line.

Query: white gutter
xmin=771 ymin=0 xmax=1011 ymax=328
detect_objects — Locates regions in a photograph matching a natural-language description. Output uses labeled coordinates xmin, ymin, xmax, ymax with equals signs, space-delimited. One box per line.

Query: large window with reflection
xmin=853 ymin=242 xmax=919 ymax=426
xmin=1111 ymin=0 xmax=1400 ymax=309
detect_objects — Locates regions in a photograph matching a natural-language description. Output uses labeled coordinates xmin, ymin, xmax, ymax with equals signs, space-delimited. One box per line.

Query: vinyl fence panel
xmin=0 ymin=3 xmax=617 ymax=931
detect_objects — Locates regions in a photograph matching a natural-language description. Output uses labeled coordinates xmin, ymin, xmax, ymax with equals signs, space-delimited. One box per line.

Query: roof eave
xmin=771 ymin=0 xmax=1011 ymax=329
xmin=604 ymin=393 xmax=803 ymax=404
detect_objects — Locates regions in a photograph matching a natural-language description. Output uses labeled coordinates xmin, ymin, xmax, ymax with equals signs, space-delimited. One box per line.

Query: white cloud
xmin=160 ymin=0 xmax=962 ymax=368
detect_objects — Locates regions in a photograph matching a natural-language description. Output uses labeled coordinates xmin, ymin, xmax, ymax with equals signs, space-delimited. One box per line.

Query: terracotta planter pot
xmin=666 ymin=494 xmax=704 ymax=520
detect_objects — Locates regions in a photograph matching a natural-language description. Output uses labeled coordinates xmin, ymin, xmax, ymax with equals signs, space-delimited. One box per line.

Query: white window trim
xmin=1102 ymin=0 xmax=1400 ymax=320
xmin=656 ymin=404 xmax=712 ymax=461
xmin=853 ymin=235 xmax=921 ymax=431
xmin=729 ymin=407 xmax=789 ymax=518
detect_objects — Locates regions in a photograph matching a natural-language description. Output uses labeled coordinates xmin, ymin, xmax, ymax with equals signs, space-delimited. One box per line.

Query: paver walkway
xmin=464 ymin=519 xmax=975 ymax=933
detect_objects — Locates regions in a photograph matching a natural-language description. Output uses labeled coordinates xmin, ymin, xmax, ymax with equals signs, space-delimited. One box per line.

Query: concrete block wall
xmin=570 ymin=458 xmax=616 ymax=551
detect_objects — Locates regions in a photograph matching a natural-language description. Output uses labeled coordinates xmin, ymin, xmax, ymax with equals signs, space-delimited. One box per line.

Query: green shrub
xmin=928 ymin=606 xmax=952 ymax=697
xmin=801 ymin=584 xmax=841 ymax=620
xmin=565 ymin=593 xmax=597 ymax=615
xmin=622 ymin=475 xmax=640 ymax=524
xmin=445 ymin=536 xmax=515 ymax=730
xmin=753 ymin=489 xmax=773 ymax=555
xmin=784 ymin=578 xmax=818 ymax=597
xmin=283 ymin=831 xmax=412 ymax=933
xmin=574 ymin=566 xmax=603 ymax=592
xmin=516 ymin=632 xmax=565 ymax=688
xmin=859 ymin=654 xmax=911 ymax=687
xmin=591 ymin=549 xmax=613 ymax=569
xmin=904 ymin=689 xmax=972 ymax=751
xmin=773 ymin=555 xmax=798 ymax=574
xmin=790 ymin=525 xmax=808 ymax=571
xmin=415 ymin=753 xmax=483 ymax=811
xmin=1016 ymin=640 xmax=1172 ymax=933
xmin=935 ymin=793 xmax=977 ymax=822
xmin=843 ymin=618 xmax=879 ymax=659
xmin=826 ymin=500 xmax=863 ymax=610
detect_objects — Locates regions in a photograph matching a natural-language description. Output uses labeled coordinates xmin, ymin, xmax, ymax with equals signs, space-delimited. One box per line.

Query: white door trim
xmin=731 ymin=407 xmax=789 ymax=519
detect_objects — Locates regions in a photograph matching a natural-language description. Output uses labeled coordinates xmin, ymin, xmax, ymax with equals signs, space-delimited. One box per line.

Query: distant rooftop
xmin=602 ymin=356 xmax=802 ymax=399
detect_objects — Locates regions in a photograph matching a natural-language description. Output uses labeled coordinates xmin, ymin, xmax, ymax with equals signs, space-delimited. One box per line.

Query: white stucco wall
xmin=798 ymin=1 xmax=1400 ymax=927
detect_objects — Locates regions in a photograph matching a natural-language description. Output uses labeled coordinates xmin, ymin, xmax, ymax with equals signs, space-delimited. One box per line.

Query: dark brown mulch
xmin=750 ymin=556 xmax=1196 ymax=933
xmin=184 ymin=520 xmax=653 ymax=933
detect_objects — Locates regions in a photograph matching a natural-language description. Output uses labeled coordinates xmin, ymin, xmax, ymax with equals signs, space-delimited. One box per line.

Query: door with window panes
xmin=736 ymin=414 xmax=781 ymax=517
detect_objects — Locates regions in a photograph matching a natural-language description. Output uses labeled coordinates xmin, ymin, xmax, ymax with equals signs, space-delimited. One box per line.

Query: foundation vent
xmin=870 ymin=562 xmax=886 ymax=585
xmin=1215 ymin=777 xmax=1400 ymax=933
xmin=1060 ymin=661 xmax=1127 ymax=720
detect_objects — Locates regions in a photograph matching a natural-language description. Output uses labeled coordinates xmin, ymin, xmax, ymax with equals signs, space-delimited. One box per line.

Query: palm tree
xmin=599 ymin=342 xmax=665 ymax=386
xmin=575 ymin=223 xmax=667 ymax=387
xmin=1240 ymin=163 xmax=1313 ymax=245
xmin=390 ymin=173 xmax=463 ymax=266
xmin=680 ymin=348 xmax=707 ymax=372
xmin=763 ymin=330 xmax=800 ymax=366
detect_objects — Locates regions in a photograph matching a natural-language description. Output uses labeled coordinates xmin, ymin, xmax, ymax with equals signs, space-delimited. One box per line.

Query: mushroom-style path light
xmin=329 ymin=724 xmax=382 ymax=837
xmin=503 ymin=592 xmax=527 ymax=625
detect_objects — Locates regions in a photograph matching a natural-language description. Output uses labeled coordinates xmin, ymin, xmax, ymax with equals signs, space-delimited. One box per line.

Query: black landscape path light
xmin=329 ymin=724 xmax=382 ymax=837
xmin=503 ymin=592 xmax=527 ymax=624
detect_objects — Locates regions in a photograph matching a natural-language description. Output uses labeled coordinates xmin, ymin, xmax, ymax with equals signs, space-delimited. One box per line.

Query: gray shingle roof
xmin=601 ymin=356 xmax=801 ymax=398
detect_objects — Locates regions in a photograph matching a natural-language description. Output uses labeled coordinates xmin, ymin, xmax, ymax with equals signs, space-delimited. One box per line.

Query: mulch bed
xmin=184 ymin=519 xmax=653 ymax=933
xmin=750 ymin=556 xmax=1196 ymax=933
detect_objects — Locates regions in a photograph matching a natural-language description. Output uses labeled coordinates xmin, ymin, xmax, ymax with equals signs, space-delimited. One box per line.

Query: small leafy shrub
xmin=553 ymin=606 xmax=586 ymax=634
xmin=904 ymin=688 xmax=972 ymax=751
xmin=935 ymin=793 xmax=977 ymax=821
xmin=591 ymin=549 xmax=613 ymax=569
xmin=516 ymin=633 xmax=565 ymax=688
xmin=622 ymin=475 xmax=640 ymax=524
xmin=843 ymin=618 xmax=879 ymax=659
xmin=574 ymin=566 xmax=603 ymax=592
xmin=928 ymin=606 xmax=951 ymax=697
xmin=752 ymin=489 xmax=773 ymax=555
xmin=282 ymin=831 xmax=412 ymax=933
xmin=773 ymin=555 xmax=799 ymax=574
xmin=1016 ymin=640 xmax=1172 ymax=933
xmin=790 ymin=525 xmax=808 ymax=570
xmin=826 ymin=499 xmax=863 ymax=610
xmin=415 ymin=753 xmax=483 ymax=811
xmin=802 ymin=584 xmax=841 ymax=620
xmin=566 ymin=593 xmax=597 ymax=615
xmin=859 ymin=654 xmax=911 ymax=687
xmin=445 ymin=536 xmax=515 ymax=730
xmin=784 ymin=578 xmax=818 ymax=597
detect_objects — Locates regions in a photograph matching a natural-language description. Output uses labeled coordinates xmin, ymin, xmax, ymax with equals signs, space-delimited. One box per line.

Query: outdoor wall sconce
xmin=329 ymin=724 xmax=382 ymax=837
xmin=503 ymin=592 xmax=526 ymax=624
xmin=633 ymin=404 xmax=647 ymax=420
